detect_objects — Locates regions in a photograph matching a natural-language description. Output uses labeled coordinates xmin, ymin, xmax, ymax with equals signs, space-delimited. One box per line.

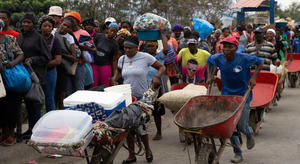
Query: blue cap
xmin=108 ymin=22 xmax=119 ymax=31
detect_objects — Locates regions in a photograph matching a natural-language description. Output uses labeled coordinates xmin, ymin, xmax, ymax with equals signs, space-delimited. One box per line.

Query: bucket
xmin=137 ymin=29 xmax=166 ymax=41
xmin=104 ymin=84 xmax=132 ymax=106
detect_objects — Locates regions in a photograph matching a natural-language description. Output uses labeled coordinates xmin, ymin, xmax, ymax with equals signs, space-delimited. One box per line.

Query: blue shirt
xmin=293 ymin=38 xmax=300 ymax=53
xmin=148 ymin=50 xmax=167 ymax=87
xmin=237 ymin=45 xmax=245 ymax=53
xmin=207 ymin=53 xmax=263 ymax=103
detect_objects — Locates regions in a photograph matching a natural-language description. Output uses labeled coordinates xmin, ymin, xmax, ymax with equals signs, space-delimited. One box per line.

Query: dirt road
xmin=1 ymin=86 xmax=300 ymax=164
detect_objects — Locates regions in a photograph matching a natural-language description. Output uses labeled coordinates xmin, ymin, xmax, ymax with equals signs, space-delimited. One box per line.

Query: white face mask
xmin=0 ymin=19 xmax=4 ymax=32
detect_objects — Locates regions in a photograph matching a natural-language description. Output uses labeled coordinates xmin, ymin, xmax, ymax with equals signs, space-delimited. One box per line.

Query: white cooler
xmin=104 ymin=84 xmax=132 ymax=106
xmin=29 ymin=110 xmax=93 ymax=157
xmin=63 ymin=90 xmax=126 ymax=116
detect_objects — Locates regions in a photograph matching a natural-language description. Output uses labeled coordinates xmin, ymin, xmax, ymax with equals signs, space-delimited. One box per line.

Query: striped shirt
xmin=245 ymin=41 xmax=277 ymax=71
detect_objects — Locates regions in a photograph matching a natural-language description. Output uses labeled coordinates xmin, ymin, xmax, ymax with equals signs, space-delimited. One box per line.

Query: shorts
xmin=152 ymin=101 xmax=165 ymax=116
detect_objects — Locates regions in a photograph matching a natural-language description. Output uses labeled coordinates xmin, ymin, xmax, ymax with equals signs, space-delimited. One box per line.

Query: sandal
xmin=152 ymin=134 xmax=162 ymax=140
xmin=3 ymin=136 xmax=16 ymax=146
xmin=0 ymin=136 xmax=7 ymax=144
xmin=122 ymin=157 xmax=136 ymax=164
xmin=146 ymin=151 xmax=153 ymax=163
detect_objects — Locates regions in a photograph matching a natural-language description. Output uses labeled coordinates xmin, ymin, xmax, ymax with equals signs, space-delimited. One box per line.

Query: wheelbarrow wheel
xmin=197 ymin=144 xmax=216 ymax=164
xmin=288 ymin=72 xmax=298 ymax=88
xmin=90 ymin=145 xmax=112 ymax=164
xmin=249 ymin=108 xmax=265 ymax=135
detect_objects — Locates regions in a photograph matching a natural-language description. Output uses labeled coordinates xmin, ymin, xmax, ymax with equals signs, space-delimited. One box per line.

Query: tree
xmin=192 ymin=0 xmax=233 ymax=24
xmin=276 ymin=2 xmax=300 ymax=23
xmin=0 ymin=0 xmax=65 ymax=30
xmin=1 ymin=0 xmax=233 ymax=29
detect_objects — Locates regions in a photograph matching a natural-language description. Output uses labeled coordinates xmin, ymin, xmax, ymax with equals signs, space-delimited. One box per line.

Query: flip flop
xmin=146 ymin=152 xmax=153 ymax=163
xmin=122 ymin=157 xmax=137 ymax=164
xmin=152 ymin=135 xmax=162 ymax=140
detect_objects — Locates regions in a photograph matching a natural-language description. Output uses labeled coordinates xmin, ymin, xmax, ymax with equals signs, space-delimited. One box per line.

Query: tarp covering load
xmin=133 ymin=13 xmax=171 ymax=31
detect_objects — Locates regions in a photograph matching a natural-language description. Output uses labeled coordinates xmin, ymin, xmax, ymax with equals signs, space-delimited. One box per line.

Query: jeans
xmin=42 ymin=68 xmax=57 ymax=112
xmin=25 ymin=101 xmax=42 ymax=129
xmin=66 ymin=63 xmax=86 ymax=97
xmin=230 ymin=103 xmax=253 ymax=155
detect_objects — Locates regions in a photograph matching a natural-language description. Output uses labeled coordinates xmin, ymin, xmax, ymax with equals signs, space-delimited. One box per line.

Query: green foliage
xmin=65 ymin=0 xmax=232 ymax=27
xmin=0 ymin=0 xmax=65 ymax=30
xmin=0 ymin=0 xmax=233 ymax=30
xmin=276 ymin=2 xmax=300 ymax=23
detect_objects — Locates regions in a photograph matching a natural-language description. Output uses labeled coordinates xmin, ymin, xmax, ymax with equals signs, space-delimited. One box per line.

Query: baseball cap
xmin=253 ymin=27 xmax=264 ymax=33
xmin=187 ymin=38 xmax=198 ymax=45
xmin=221 ymin=36 xmax=239 ymax=47
xmin=48 ymin=6 xmax=63 ymax=17
xmin=105 ymin=17 xmax=116 ymax=24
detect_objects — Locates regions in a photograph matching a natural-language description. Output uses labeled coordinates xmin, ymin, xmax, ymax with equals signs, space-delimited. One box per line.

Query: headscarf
xmin=145 ymin=41 xmax=158 ymax=47
xmin=172 ymin=24 xmax=184 ymax=32
xmin=108 ymin=22 xmax=119 ymax=30
xmin=184 ymin=26 xmax=191 ymax=32
xmin=117 ymin=28 xmax=131 ymax=36
xmin=187 ymin=38 xmax=198 ymax=45
xmin=82 ymin=18 xmax=95 ymax=27
xmin=215 ymin=29 xmax=222 ymax=34
xmin=267 ymin=29 xmax=276 ymax=36
xmin=21 ymin=13 xmax=36 ymax=24
xmin=65 ymin=11 xmax=81 ymax=24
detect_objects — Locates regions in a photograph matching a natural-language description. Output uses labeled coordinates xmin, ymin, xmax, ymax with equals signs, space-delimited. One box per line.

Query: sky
xmin=276 ymin=0 xmax=299 ymax=9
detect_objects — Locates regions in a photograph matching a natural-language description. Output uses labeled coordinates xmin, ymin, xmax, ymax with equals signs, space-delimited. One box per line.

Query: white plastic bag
xmin=0 ymin=74 xmax=6 ymax=98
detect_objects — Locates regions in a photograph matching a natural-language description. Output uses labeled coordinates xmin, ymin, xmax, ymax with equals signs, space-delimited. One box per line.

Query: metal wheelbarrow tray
xmin=287 ymin=53 xmax=300 ymax=88
xmin=174 ymin=95 xmax=245 ymax=139
xmin=249 ymin=72 xmax=278 ymax=135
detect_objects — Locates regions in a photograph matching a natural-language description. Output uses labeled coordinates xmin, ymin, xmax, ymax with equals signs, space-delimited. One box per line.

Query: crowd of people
xmin=0 ymin=5 xmax=300 ymax=164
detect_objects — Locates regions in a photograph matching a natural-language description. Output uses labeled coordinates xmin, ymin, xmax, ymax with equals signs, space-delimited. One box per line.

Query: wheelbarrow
xmin=249 ymin=72 xmax=278 ymax=135
xmin=287 ymin=53 xmax=300 ymax=88
xmin=88 ymin=96 xmax=137 ymax=164
xmin=174 ymin=87 xmax=251 ymax=164
xmin=88 ymin=126 xmax=129 ymax=164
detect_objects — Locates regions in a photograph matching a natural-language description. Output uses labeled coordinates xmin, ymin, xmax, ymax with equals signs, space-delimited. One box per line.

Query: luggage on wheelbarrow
xmin=28 ymin=110 xmax=94 ymax=157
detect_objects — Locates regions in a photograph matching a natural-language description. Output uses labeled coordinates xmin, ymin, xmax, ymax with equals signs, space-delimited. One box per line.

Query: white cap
xmin=105 ymin=17 xmax=116 ymax=23
xmin=48 ymin=6 xmax=63 ymax=17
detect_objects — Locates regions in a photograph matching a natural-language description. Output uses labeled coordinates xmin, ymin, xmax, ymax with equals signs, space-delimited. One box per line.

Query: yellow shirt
xmin=176 ymin=48 xmax=211 ymax=79
xmin=177 ymin=48 xmax=211 ymax=67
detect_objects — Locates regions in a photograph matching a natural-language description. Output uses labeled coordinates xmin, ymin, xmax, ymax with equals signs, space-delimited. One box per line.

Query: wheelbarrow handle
xmin=207 ymin=82 xmax=213 ymax=95
xmin=243 ymin=86 xmax=252 ymax=101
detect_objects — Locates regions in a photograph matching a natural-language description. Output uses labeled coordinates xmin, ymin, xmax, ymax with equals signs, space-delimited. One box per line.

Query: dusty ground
xmin=1 ymin=85 xmax=300 ymax=164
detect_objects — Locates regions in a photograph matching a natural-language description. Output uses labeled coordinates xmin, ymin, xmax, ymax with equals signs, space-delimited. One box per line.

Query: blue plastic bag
xmin=192 ymin=18 xmax=215 ymax=40
xmin=1 ymin=62 xmax=32 ymax=92
xmin=84 ymin=63 xmax=94 ymax=86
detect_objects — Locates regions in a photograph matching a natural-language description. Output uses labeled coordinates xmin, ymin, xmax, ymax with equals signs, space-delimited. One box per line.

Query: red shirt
xmin=0 ymin=29 xmax=19 ymax=38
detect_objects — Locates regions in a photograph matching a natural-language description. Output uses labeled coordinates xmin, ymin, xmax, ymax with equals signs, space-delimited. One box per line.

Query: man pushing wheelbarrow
xmin=206 ymin=36 xmax=263 ymax=163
